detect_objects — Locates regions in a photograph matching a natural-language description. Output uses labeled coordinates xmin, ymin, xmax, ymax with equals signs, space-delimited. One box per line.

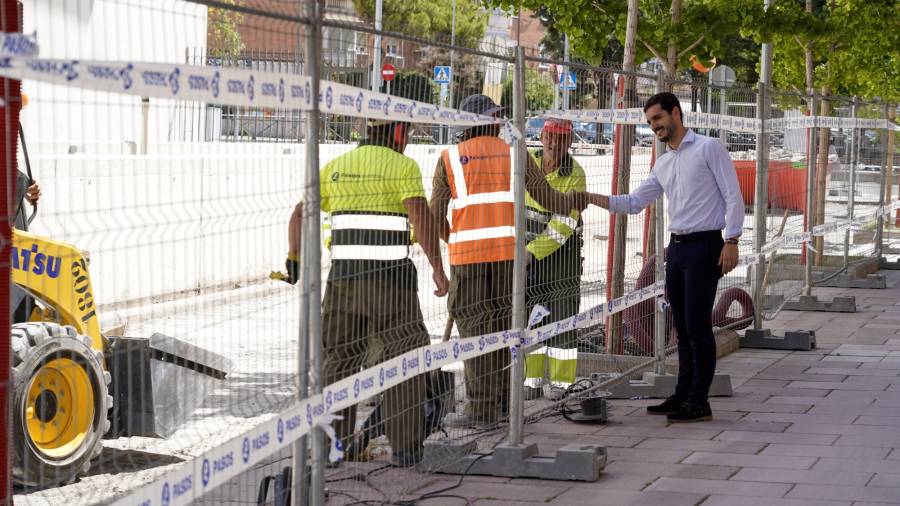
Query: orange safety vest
xmin=441 ymin=136 xmax=516 ymax=265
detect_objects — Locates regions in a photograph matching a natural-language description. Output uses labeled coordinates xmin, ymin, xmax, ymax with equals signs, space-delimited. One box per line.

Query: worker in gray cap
xmin=431 ymin=94 xmax=603 ymax=428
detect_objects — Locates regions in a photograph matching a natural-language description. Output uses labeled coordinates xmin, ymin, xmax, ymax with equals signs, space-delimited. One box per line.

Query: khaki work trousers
xmin=322 ymin=277 xmax=428 ymax=456
xmin=449 ymin=261 xmax=513 ymax=424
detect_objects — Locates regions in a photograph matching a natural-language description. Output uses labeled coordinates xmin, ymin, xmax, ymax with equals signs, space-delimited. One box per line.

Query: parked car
xmin=727 ymin=131 xmax=757 ymax=149
xmin=634 ymin=125 xmax=655 ymax=146
xmin=526 ymin=118 xmax=545 ymax=140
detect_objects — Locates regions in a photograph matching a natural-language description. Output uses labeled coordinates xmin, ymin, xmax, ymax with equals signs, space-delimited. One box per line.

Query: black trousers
xmin=666 ymin=230 xmax=723 ymax=405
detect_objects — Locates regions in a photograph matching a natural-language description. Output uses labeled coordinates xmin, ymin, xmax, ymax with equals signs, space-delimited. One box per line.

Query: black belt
xmin=670 ymin=230 xmax=721 ymax=244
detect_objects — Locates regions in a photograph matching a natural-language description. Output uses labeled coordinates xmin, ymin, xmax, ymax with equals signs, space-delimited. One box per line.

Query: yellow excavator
xmin=10 ymin=125 xmax=231 ymax=488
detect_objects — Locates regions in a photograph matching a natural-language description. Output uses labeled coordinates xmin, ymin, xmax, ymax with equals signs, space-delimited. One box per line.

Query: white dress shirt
xmin=608 ymin=129 xmax=745 ymax=239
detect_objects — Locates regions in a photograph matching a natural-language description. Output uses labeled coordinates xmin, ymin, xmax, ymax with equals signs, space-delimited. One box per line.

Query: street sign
xmin=710 ymin=65 xmax=736 ymax=87
xmin=434 ymin=66 xmax=451 ymax=84
xmin=381 ymin=63 xmax=396 ymax=82
xmin=559 ymin=71 xmax=577 ymax=90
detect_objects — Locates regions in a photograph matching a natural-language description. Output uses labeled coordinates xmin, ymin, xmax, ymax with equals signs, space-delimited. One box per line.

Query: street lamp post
xmin=371 ymin=0 xmax=383 ymax=92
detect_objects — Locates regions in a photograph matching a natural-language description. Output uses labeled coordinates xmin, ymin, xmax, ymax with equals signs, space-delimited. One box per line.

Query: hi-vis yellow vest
xmin=525 ymin=150 xmax=586 ymax=261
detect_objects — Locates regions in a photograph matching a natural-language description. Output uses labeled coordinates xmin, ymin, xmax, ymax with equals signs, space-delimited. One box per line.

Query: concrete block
xmin=742 ymin=329 xmax=816 ymax=351
xmin=816 ymin=274 xmax=886 ymax=289
xmin=427 ymin=441 xmax=606 ymax=481
xmin=784 ymin=295 xmax=857 ymax=313
xmin=880 ymin=257 xmax=900 ymax=270
xmin=605 ymin=372 xmax=733 ymax=399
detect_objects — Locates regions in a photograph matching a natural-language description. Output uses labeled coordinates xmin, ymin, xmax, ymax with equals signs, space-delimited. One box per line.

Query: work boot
xmin=646 ymin=395 xmax=685 ymax=416
xmin=667 ymin=402 xmax=713 ymax=423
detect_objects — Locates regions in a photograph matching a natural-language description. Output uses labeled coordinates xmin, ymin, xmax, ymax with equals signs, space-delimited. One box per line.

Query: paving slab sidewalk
xmin=389 ymin=269 xmax=900 ymax=505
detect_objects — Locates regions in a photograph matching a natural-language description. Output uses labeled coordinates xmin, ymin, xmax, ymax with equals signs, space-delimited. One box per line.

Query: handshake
xmin=572 ymin=192 xmax=610 ymax=212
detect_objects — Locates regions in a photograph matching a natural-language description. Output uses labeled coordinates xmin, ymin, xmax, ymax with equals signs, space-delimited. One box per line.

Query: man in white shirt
xmin=588 ymin=92 xmax=744 ymax=422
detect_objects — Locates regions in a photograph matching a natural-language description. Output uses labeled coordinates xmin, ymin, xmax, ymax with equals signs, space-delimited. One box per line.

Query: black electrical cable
xmin=392 ymin=451 xmax=488 ymax=506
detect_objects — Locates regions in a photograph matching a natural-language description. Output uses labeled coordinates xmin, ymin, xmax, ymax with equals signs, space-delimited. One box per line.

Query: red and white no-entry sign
xmin=381 ymin=63 xmax=396 ymax=81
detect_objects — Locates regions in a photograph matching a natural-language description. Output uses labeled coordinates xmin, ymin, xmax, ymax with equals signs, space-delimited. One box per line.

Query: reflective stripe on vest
xmin=329 ymin=211 xmax=410 ymax=261
xmin=528 ymin=209 xmax=581 ymax=260
xmin=331 ymin=213 xmax=409 ymax=231
xmin=449 ymin=225 xmax=516 ymax=244
xmin=526 ymin=151 xmax=586 ymax=261
xmin=443 ymin=138 xmax=517 ymax=265
xmin=331 ymin=245 xmax=410 ymax=261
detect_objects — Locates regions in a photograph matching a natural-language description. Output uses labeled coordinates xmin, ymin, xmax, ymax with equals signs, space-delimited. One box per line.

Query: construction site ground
xmin=13 ymin=266 xmax=900 ymax=505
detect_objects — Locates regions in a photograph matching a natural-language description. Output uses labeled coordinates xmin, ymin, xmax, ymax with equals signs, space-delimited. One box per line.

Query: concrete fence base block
xmin=742 ymin=328 xmax=816 ymax=351
xmin=605 ymin=372 xmax=733 ymax=399
xmin=784 ymin=295 xmax=857 ymax=312
xmin=816 ymin=274 xmax=886 ymax=289
xmin=426 ymin=441 xmax=606 ymax=481
xmin=762 ymin=294 xmax=786 ymax=312
xmin=879 ymin=258 xmax=900 ymax=270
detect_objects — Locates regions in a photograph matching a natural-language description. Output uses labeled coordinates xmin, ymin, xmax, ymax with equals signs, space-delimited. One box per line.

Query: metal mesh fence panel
xmin=307 ymin=23 xmax=523 ymax=505
xmin=516 ymin=58 xmax=665 ymax=426
xmin=759 ymin=90 xmax=817 ymax=316
xmin=4 ymin=2 xmax=900 ymax=506
xmin=10 ymin=1 xmax=308 ymax=504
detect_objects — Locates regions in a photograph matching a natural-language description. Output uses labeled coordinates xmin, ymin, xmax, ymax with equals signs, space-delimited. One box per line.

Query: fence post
xmin=508 ymin=45 xmax=527 ymax=447
xmin=291 ymin=29 xmax=313 ymax=506
xmin=804 ymin=94 xmax=818 ymax=296
xmin=752 ymin=83 xmax=769 ymax=330
xmin=0 ymin=0 xmax=20 ymax=500
xmin=876 ymin=102 xmax=889 ymax=261
xmin=303 ymin=1 xmax=326 ymax=505
xmin=844 ymin=96 xmax=859 ymax=271
xmin=291 ymin=11 xmax=313 ymax=506
xmin=653 ymin=67 xmax=667 ymax=376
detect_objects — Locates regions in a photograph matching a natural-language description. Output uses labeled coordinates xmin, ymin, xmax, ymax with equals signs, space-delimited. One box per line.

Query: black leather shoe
xmin=646 ymin=396 xmax=685 ymax=415
xmin=667 ymin=402 xmax=712 ymax=423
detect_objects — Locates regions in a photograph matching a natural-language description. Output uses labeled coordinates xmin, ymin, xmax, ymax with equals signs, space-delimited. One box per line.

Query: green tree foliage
xmin=742 ymin=0 xmax=899 ymax=102
xmin=208 ymin=0 xmax=245 ymax=57
xmin=352 ymin=0 xmax=489 ymax=49
xmin=500 ymin=66 xmax=556 ymax=111
xmin=389 ymin=71 xmax=437 ymax=104
xmin=352 ymin=0 xmax=490 ymax=108
xmin=489 ymin=0 xmax=748 ymax=78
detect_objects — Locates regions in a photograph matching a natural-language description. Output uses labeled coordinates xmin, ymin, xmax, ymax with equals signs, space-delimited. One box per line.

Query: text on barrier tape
xmin=537 ymin=109 xmax=899 ymax=133
xmin=0 ymin=57 xmax=514 ymax=130
xmin=108 ymin=278 xmax=665 ymax=506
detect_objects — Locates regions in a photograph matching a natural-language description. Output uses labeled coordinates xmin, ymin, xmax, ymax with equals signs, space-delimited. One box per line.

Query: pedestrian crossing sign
xmin=434 ymin=66 xmax=452 ymax=84
xmin=559 ymin=71 xmax=577 ymax=90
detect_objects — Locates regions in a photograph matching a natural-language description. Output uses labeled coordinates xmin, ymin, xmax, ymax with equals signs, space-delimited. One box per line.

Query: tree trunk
xmin=813 ymin=86 xmax=831 ymax=265
xmin=666 ymin=0 xmax=682 ymax=80
xmin=804 ymin=0 xmax=814 ymax=93
xmin=608 ymin=0 xmax=639 ymax=355
xmin=888 ymin=104 xmax=898 ymax=226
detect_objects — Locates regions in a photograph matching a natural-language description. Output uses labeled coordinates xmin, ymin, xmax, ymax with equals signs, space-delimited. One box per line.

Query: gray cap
xmin=459 ymin=94 xmax=506 ymax=117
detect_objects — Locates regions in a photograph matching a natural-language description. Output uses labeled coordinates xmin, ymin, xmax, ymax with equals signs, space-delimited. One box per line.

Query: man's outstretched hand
xmin=572 ymin=192 xmax=609 ymax=212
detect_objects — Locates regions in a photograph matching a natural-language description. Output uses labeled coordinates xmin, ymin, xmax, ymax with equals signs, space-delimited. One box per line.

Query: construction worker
xmin=431 ymin=95 xmax=600 ymax=429
xmin=523 ymin=119 xmax=585 ymax=400
xmin=280 ymin=116 xmax=449 ymax=467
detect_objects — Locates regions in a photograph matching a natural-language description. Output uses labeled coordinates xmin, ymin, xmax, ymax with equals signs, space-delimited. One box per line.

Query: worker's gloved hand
xmin=284 ymin=254 xmax=300 ymax=284
xmin=269 ymin=254 xmax=300 ymax=285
